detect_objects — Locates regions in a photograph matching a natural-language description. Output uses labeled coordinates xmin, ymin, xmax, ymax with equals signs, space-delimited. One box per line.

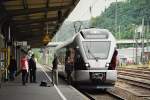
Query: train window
xmin=68 ymin=48 xmax=75 ymax=59
xmin=85 ymin=34 xmax=108 ymax=39
xmin=83 ymin=41 xmax=110 ymax=59
xmin=82 ymin=30 xmax=109 ymax=39
xmin=65 ymin=48 xmax=75 ymax=63
xmin=57 ymin=48 xmax=66 ymax=64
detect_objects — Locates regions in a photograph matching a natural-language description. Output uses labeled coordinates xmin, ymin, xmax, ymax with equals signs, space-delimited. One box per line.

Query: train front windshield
xmin=83 ymin=41 xmax=110 ymax=59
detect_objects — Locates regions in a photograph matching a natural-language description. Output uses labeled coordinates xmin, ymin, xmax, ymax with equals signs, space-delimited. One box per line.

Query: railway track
xmin=117 ymin=67 xmax=150 ymax=89
xmin=117 ymin=67 xmax=150 ymax=74
xmin=85 ymin=67 xmax=150 ymax=100
xmin=118 ymin=76 xmax=150 ymax=89
xmin=78 ymin=89 xmax=125 ymax=100
xmin=118 ymin=71 xmax=150 ymax=80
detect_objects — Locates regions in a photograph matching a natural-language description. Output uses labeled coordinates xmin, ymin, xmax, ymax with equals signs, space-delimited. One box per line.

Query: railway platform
xmin=0 ymin=64 xmax=88 ymax=100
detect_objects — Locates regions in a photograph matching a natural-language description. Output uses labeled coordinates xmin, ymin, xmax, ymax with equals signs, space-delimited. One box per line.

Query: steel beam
xmin=13 ymin=17 xmax=58 ymax=25
xmin=8 ymin=5 xmax=72 ymax=16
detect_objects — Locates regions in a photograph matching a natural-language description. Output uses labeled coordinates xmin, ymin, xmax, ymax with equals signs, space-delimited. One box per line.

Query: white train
xmin=55 ymin=28 xmax=118 ymax=88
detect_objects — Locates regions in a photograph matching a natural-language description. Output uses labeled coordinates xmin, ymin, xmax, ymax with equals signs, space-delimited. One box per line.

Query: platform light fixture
xmin=42 ymin=23 xmax=51 ymax=46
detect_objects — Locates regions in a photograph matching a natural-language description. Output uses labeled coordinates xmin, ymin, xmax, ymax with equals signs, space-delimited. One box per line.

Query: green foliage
xmin=90 ymin=0 xmax=150 ymax=39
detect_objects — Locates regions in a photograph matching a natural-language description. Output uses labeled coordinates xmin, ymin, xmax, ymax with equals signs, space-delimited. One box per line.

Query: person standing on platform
xmin=20 ymin=53 xmax=29 ymax=85
xmin=8 ymin=56 xmax=17 ymax=81
xmin=65 ymin=48 xmax=75 ymax=85
xmin=52 ymin=54 xmax=58 ymax=85
xmin=65 ymin=57 xmax=74 ymax=85
xmin=29 ymin=54 xmax=37 ymax=83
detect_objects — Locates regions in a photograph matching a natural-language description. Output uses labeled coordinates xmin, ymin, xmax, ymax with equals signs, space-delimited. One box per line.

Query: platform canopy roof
xmin=0 ymin=0 xmax=79 ymax=48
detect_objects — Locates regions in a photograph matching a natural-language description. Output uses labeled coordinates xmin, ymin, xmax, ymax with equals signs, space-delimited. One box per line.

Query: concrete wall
xmin=0 ymin=33 xmax=4 ymax=48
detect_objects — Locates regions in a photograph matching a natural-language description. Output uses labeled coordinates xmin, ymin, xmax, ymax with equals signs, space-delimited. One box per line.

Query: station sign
xmin=14 ymin=41 xmax=27 ymax=46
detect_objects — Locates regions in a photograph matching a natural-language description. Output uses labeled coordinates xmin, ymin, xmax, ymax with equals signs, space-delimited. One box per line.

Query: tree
xmin=90 ymin=0 xmax=150 ymax=39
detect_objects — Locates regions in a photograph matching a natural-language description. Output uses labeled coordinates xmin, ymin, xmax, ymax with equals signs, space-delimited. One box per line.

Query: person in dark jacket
xmin=8 ymin=56 xmax=17 ymax=81
xmin=29 ymin=54 xmax=37 ymax=83
xmin=65 ymin=57 xmax=74 ymax=84
xmin=52 ymin=54 xmax=58 ymax=85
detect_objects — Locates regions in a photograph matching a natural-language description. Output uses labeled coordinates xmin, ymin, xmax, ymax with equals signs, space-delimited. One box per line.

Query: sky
xmin=67 ymin=0 xmax=123 ymax=21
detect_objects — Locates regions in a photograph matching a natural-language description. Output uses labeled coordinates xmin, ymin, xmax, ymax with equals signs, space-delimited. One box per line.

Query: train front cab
xmin=72 ymin=29 xmax=118 ymax=88
xmin=72 ymin=48 xmax=118 ymax=88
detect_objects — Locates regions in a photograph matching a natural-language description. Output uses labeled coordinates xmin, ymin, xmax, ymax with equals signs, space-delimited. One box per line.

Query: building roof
xmin=0 ymin=0 xmax=79 ymax=48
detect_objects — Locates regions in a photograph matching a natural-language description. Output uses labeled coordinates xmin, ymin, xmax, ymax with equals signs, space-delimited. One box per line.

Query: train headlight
xmin=85 ymin=63 xmax=90 ymax=69
xmin=105 ymin=63 xmax=110 ymax=67
xmin=85 ymin=63 xmax=89 ymax=67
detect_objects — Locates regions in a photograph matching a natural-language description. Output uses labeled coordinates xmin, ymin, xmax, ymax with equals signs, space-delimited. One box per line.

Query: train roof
xmin=55 ymin=28 xmax=114 ymax=51
xmin=80 ymin=28 xmax=112 ymax=39
xmin=81 ymin=28 xmax=111 ymax=33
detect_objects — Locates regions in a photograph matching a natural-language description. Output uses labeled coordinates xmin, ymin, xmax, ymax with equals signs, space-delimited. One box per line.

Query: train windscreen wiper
xmin=87 ymin=47 xmax=98 ymax=61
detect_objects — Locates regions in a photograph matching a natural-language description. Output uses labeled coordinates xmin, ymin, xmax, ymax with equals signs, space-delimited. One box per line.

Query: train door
xmin=109 ymin=49 xmax=118 ymax=70
xmin=74 ymin=48 xmax=85 ymax=70
xmin=65 ymin=48 xmax=75 ymax=68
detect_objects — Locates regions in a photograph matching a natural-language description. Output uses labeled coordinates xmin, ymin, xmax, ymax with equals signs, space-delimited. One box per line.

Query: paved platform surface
xmin=0 ymin=64 xmax=88 ymax=100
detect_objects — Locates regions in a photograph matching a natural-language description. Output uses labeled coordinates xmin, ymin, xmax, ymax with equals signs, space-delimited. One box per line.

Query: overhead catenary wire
xmin=77 ymin=0 xmax=98 ymax=21
xmin=72 ymin=0 xmax=98 ymax=31
xmin=56 ymin=0 xmax=100 ymax=41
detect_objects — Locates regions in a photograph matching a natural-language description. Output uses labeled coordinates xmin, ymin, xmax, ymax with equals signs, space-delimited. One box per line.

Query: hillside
xmin=53 ymin=0 xmax=150 ymax=41
xmin=52 ymin=21 xmax=90 ymax=41
xmin=90 ymin=0 xmax=150 ymax=39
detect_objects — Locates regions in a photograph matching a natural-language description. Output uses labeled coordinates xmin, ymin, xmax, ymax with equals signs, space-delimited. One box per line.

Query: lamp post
xmin=141 ymin=18 xmax=145 ymax=64
xmin=132 ymin=24 xmax=138 ymax=64
xmin=135 ymin=27 xmax=138 ymax=64
xmin=115 ymin=0 xmax=118 ymax=36
xmin=137 ymin=18 xmax=145 ymax=64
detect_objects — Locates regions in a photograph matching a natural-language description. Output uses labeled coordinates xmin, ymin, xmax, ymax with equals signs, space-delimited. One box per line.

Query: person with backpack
xmin=20 ymin=53 xmax=29 ymax=85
